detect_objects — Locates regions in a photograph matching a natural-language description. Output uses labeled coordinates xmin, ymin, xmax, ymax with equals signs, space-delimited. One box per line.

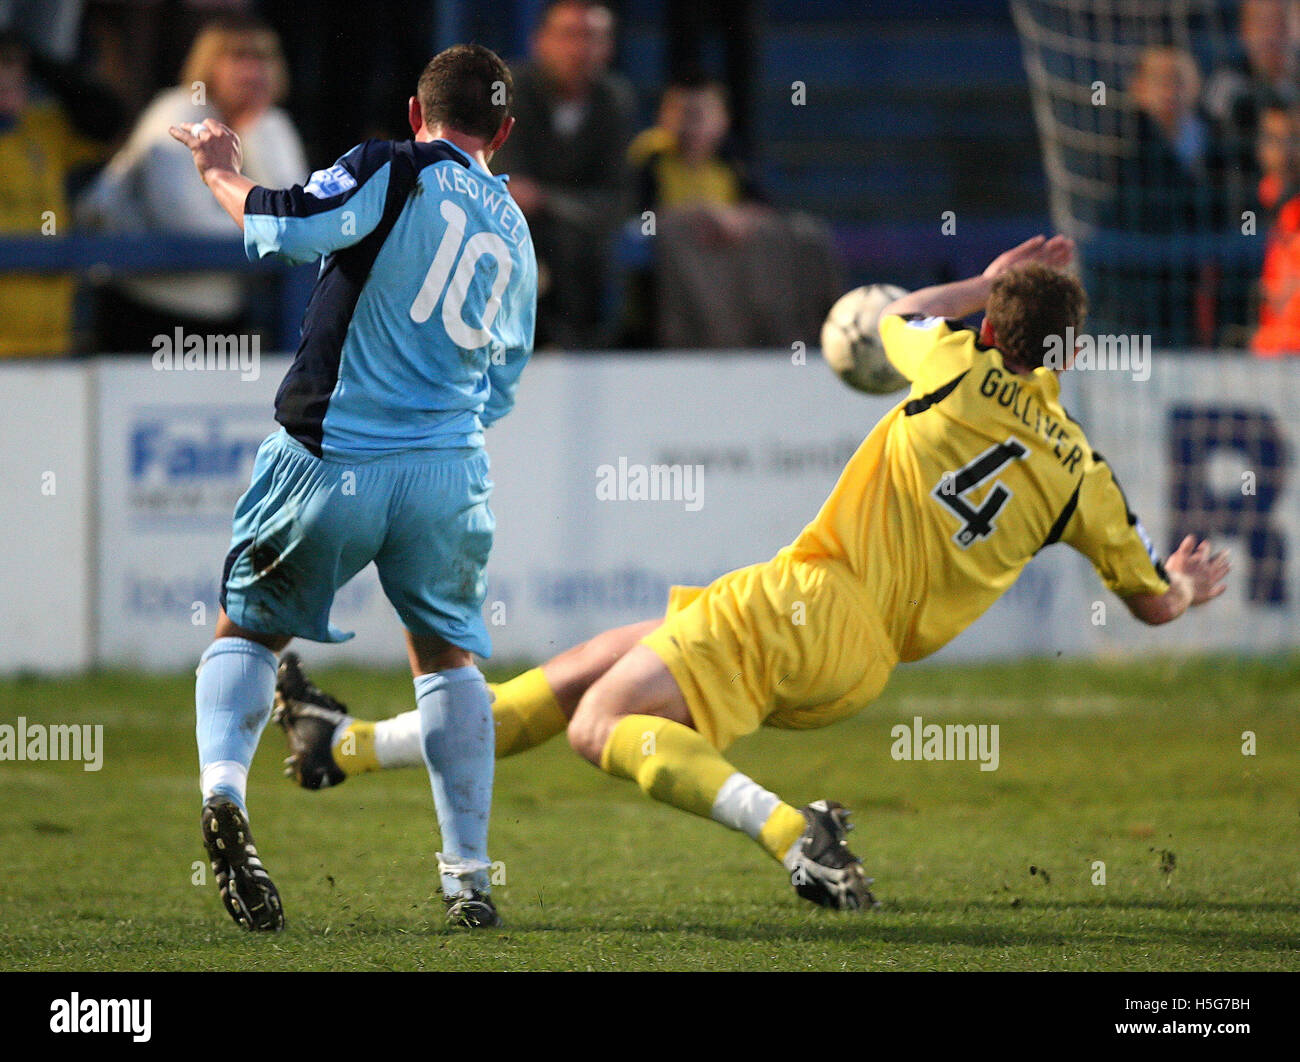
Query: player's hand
xmin=168 ymin=118 xmax=243 ymax=186
xmin=983 ymin=234 xmax=1075 ymax=279
xmin=1164 ymin=534 xmax=1230 ymax=606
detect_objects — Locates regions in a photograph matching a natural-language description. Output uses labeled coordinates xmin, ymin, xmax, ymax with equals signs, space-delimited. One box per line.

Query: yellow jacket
xmin=0 ymin=101 xmax=105 ymax=356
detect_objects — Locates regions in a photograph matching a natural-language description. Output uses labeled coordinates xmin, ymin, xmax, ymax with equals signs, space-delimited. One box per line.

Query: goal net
xmin=1011 ymin=0 xmax=1267 ymax=349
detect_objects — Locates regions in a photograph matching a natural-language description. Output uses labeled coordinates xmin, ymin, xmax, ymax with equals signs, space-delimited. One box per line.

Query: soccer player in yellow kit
xmin=276 ymin=235 xmax=1230 ymax=910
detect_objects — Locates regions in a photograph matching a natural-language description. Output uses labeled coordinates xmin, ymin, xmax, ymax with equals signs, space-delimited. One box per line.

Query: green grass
xmin=0 ymin=655 xmax=1297 ymax=971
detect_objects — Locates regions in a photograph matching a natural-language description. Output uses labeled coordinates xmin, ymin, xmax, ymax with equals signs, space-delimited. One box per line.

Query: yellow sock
xmin=492 ymin=667 xmax=567 ymax=758
xmin=329 ymin=669 xmax=565 ymax=777
xmin=757 ymin=803 xmax=808 ymax=864
xmin=601 ymin=715 xmax=806 ymax=863
xmin=333 ymin=720 xmax=380 ymax=775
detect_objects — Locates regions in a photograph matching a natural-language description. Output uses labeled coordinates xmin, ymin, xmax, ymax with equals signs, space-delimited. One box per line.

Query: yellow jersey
xmin=789 ymin=313 xmax=1170 ymax=662
xmin=627 ymin=127 xmax=747 ymax=210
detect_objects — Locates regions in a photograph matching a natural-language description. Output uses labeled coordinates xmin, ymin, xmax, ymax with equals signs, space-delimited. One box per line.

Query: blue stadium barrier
xmin=1076 ymin=230 xmax=1266 ymax=271
xmin=0 ymin=223 xmax=1054 ymax=354
xmin=0 ymin=235 xmax=317 ymax=350
xmin=8 ymin=222 xmax=1248 ymax=354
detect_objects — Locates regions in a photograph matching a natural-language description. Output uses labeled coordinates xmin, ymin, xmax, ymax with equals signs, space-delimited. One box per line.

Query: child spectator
xmin=629 ymin=74 xmax=764 ymax=237
xmin=627 ymin=74 xmax=841 ymax=349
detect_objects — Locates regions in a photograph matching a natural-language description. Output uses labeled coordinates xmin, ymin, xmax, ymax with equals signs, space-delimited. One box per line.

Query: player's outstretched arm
xmin=882 ymin=234 xmax=1076 ymax=321
xmin=168 ymin=118 xmax=255 ymax=228
xmin=1121 ymin=535 xmax=1230 ymax=625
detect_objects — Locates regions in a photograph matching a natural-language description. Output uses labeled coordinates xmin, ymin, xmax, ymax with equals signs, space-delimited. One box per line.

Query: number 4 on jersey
xmin=933 ymin=437 xmax=1030 ymax=548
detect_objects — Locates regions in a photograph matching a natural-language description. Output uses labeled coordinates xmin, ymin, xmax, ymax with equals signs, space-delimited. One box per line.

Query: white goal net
xmin=1011 ymin=0 xmax=1270 ymax=348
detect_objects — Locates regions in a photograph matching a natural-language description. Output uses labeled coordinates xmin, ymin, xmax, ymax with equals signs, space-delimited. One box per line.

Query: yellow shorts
xmin=641 ymin=550 xmax=898 ymax=751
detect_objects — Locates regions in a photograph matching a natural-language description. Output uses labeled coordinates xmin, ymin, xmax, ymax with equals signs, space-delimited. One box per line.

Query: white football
xmin=820 ymin=284 xmax=910 ymax=394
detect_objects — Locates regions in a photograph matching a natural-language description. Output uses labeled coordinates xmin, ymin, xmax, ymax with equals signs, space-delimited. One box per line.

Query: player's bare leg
xmin=566 ymin=644 xmax=695 ymax=754
xmin=540 ymin=619 xmax=664 ymax=716
xmin=567 ymin=646 xmax=878 ymax=911
xmin=195 ymin=609 xmax=291 ymax=931
xmin=274 ymin=620 xmax=660 ymax=787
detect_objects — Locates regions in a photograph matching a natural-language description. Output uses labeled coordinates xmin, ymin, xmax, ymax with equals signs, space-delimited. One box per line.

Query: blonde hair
xmin=180 ymin=16 xmax=289 ymax=107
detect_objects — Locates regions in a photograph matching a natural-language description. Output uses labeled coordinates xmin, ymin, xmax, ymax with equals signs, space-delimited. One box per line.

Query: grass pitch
xmin=0 ymin=655 xmax=1296 ymax=971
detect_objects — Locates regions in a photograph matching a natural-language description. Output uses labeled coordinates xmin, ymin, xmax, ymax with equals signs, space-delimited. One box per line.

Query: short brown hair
xmin=986 ymin=264 xmax=1088 ymax=370
xmin=417 ymin=44 xmax=512 ymax=140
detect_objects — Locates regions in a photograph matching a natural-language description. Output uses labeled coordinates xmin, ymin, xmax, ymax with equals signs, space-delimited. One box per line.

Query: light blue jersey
xmin=219 ymin=137 xmax=536 ymax=655
xmin=243 ymin=137 xmax=537 ymax=458
xmin=198 ymin=120 xmax=522 ymax=917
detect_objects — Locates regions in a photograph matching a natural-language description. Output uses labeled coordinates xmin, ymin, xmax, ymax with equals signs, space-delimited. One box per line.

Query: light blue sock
xmin=195 ymin=637 xmax=278 ymax=814
xmin=415 ymin=666 xmax=495 ymax=897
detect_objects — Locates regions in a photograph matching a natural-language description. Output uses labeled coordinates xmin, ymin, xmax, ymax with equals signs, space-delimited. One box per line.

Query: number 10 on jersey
xmin=409 ymin=199 xmax=513 ymax=352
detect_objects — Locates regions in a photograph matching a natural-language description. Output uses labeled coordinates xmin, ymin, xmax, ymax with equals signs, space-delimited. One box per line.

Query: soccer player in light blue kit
xmin=169 ymin=44 xmax=536 ymax=930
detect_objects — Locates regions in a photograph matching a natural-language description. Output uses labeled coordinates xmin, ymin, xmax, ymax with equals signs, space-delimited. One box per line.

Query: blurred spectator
xmin=1 ymin=0 xmax=126 ymax=149
xmin=623 ymin=74 xmax=762 ymax=345
xmin=78 ymin=13 xmax=306 ymax=352
xmin=1093 ymin=47 xmax=1228 ymax=347
xmin=1118 ymin=46 xmax=1224 ymax=234
xmin=1204 ymin=0 xmax=1299 ymax=209
xmin=628 ymin=75 xmax=841 ymax=349
xmin=1252 ymin=99 xmax=1300 ymax=354
xmin=1205 ymin=3 xmax=1300 ymax=342
xmin=0 ymin=31 xmax=112 ymax=357
xmin=494 ymin=0 xmax=635 ymax=349
xmin=630 ymin=74 xmax=763 ymax=218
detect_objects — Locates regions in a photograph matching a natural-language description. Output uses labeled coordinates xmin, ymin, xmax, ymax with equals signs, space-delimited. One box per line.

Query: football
xmin=820 ymin=283 xmax=911 ymax=394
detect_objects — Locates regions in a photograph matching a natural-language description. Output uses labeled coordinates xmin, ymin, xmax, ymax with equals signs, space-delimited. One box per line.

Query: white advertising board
xmin=1068 ymin=357 xmax=1300 ymax=657
xmin=0 ymin=363 xmax=92 ymax=671
xmin=1 ymin=350 xmax=1293 ymax=672
xmin=93 ymin=356 xmax=408 ymax=670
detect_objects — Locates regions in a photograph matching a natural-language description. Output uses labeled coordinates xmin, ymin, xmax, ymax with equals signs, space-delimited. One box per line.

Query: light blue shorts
xmin=220 ymin=430 xmax=494 ymax=656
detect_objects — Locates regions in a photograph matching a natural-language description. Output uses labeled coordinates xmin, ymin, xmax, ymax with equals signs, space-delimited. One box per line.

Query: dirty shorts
xmin=220 ymin=428 xmax=494 ymax=656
